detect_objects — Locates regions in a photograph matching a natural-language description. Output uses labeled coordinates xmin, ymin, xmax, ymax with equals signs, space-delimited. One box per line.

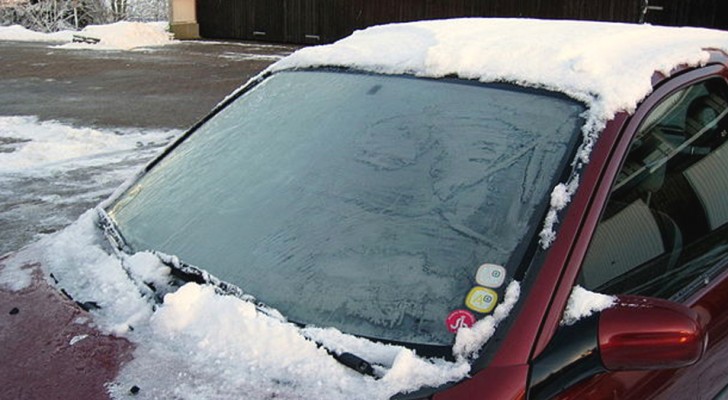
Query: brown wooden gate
xmin=196 ymin=0 xmax=726 ymax=44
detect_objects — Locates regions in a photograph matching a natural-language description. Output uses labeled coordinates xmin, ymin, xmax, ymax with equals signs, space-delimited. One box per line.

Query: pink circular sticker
xmin=445 ymin=309 xmax=476 ymax=333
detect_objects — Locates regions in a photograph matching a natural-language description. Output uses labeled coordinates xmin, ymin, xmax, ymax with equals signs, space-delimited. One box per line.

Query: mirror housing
xmin=599 ymin=295 xmax=706 ymax=371
xmin=529 ymin=294 xmax=706 ymax=400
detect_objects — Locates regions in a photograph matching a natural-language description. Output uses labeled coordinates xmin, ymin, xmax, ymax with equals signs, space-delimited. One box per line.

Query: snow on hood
xmin=272 ymin=18 xmax=728 ymax=247
xmin=1 ymin=211 xmax=522 ymax=399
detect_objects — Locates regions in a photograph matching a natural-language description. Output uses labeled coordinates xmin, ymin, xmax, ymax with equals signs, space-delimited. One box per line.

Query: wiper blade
xmin=96 ymin=207 xmax=129 ymax=253
xmin=318 ymin=346 xmax=381 ymax=378
xmin=332 ymin=351 xmax=377 ymax=378
xmin=94 ymin=213 xmax=383 ymax=377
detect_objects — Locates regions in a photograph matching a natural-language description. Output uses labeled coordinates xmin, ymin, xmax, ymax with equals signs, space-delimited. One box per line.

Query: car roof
xmin=268 ymin=18 xmax=728 ymax=249
xmin=272 ymin=18 xmax=728 ymax=127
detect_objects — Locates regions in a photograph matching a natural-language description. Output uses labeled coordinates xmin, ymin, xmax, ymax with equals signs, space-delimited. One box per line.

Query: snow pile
xmin=0 ymin=116 xmax=176 ymax=174
xmin=271 ymin=18 xmax=728 ymax=247
xmin=0 ymin=24 xmax=73 ymax=42
xmin=561 ymin=286 xmax=617 ymax=326
xmin=59 ymin=21 xmax=174 ymax=50
xmin=0 ymin=21 xmax=174 ymax=50
xmin=0 ymin=211 xmax=525 ymax=399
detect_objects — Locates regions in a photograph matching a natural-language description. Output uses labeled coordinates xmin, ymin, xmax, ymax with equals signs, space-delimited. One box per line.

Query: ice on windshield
xmin=108 ymin=70 xmax=584 ymax=347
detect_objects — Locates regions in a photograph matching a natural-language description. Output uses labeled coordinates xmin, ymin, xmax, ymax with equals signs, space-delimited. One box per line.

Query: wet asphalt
xmin=0 ymin=40 xmax=298 ymax=129
xmin=0 ymin=39 xmax=298 ymax=255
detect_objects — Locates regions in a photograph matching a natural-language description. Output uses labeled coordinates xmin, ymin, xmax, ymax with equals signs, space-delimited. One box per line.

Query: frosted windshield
xmin=108 ymin=71 xmax=584 ymax=346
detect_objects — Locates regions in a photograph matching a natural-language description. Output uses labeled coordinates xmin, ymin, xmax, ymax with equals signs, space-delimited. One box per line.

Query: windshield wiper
xmin=97 ymin=208 xmax=382 ymax=378
xmin=97 ymin=207 xmax=130 ymax=253
xmin=331 ymin=350 xmax=378 ymax=378
xmin=307 ymin=339 xmax=379 ymax=378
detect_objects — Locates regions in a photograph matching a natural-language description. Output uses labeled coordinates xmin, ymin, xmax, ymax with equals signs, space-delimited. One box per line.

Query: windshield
xmin=108 ymin=70 xmax=584 ymax=348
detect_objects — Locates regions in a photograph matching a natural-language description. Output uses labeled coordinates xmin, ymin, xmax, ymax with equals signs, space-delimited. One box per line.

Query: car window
xmin=579 ymin=77 xmax=728 ymax=301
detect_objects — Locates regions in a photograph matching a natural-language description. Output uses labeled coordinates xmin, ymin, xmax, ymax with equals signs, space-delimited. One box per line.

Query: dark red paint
xmin=0 ymin=257 xmax=133 ymax=400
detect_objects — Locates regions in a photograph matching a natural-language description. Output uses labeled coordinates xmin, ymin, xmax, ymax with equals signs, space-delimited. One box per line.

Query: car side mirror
xmin=599 ymin=295 xmax=706 ymax=371
xmin=529 ymin=295 xmax=706 ymax=400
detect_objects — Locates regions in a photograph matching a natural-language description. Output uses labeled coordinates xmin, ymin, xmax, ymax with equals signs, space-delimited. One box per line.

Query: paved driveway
xmin=0 ymin=40 xmax=297 ymax=129
xmin=0 ymin=39 xmax=297 ymax=255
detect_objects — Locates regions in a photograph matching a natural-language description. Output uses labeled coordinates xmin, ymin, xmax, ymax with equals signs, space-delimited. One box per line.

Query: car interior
xmin=580 ymin=78 xmax=728 ymax=301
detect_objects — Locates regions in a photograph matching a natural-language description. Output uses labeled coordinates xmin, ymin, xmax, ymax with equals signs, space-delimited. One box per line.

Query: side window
xmin=580 ymin=78 xmax=728 ymax=301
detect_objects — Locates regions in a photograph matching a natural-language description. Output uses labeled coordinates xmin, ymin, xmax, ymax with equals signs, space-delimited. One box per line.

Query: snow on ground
xmin=0 ymin=24 xmax=73 ymax=42
xmin=0 ymin=21 xmax=174 ymax=50
xmin=60 ymin=21 xmax=174 ymax=50
xmin=0 ymin=116 xmax=175 ymax=173
xmin=0 ymin=117 xmax=179 ymax=254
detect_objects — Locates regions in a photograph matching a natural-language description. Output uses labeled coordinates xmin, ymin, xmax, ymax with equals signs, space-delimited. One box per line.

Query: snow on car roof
xmin=273 ymin=18 xmax=728 ymax=124
xmin=274 ymin=18 xmax=728 ymax=248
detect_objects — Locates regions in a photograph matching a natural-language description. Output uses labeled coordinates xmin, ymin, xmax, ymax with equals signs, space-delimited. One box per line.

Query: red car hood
xmin=0 ymin=258 xmax=133 ymax=399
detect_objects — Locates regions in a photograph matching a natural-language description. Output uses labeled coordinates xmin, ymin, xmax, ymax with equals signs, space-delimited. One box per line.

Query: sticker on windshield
xmin=465 ymin=286 xmax=498 ymax=314
xmin=446 ymin=309 xmax=476 ymax=333
xmin=475 ymin=264 xmax=506 ymax=288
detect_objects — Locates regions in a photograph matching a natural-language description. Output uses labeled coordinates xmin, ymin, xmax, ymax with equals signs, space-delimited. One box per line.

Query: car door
xmin=534 ymin=65 xmax=728 ymax=399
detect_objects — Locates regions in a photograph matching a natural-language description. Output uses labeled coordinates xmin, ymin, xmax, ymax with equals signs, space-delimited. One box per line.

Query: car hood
xmin=0 ymin=255 xmax=133 ymax=399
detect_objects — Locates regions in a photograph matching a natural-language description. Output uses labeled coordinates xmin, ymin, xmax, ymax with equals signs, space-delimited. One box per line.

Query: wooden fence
xmin=196 ymin=0 xmax=727 ymax=44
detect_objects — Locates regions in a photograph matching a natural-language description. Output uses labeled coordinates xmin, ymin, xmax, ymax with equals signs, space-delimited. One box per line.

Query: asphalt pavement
xmin=0 ymin=40 xmax=298 ymax=129
xmin=0 ymin=39 xmax=298 ymax=255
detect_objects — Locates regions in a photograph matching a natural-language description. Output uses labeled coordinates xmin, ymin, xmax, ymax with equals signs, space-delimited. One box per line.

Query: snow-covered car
xmin=2 ymin=18 xmax=728 ymax=400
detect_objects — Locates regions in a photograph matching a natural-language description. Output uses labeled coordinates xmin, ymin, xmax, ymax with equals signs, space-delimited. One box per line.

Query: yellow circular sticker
xmin=465 ymin=286 xmax=498 ymax=314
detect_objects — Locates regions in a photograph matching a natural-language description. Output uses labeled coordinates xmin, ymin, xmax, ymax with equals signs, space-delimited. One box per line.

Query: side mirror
xmin=530 ymin=295 xmax=706 ymax=400
xmin=599 ymin=295 xmax=706 ymax=371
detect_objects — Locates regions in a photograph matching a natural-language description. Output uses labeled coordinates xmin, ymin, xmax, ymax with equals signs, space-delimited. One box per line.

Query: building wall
xmin=190 ymin=0 xmax=727 ymax=44
xmin=170 ymin=0 xmax=200 ymax=39
xmin=171 ymin=0 xmax=197 ymax=22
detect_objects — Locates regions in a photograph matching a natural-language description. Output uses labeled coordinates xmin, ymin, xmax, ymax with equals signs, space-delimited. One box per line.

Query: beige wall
xmin=170 ymin=0 xmax=196 ymax=23
xmin=169 ymin=0 xmax=199 ymax=39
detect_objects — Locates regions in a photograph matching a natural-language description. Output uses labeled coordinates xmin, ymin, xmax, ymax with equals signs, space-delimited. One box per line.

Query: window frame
xmin=529 ymin=61 xmax=728 ymax=360
xmin=579 ymin=76 xmax=728 ymax=299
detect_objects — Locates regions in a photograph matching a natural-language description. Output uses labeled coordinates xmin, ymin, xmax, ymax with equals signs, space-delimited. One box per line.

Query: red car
xmin=2 ymin=19 xmax=728 ymax=399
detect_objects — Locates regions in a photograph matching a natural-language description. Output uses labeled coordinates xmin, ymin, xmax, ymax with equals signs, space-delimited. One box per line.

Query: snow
xmin=453 ymin=281 xmax=520 ymax=359
xmin=0 ymin=211 xmax=528 ymax=399
xmin=561 ymin=286 xmax=617 ymax=326
xmin=0 ymin=24 xmax=73 ymax=42
xmin=0 ymin=116 xmax=176 ymax=174
xmin=2 ymin=17 xmax=721 ymax=397
xmin=59 ymin=21 xmax=174 ymax=51
xmin=0 ymin=116 xmax=179 ymax=256
xmin=0 ymin=251 xmax=35 ymax=290
xmin=274 ymin=18 xmax=728 ymax=121
xmin=271 ymin=18 xmax=728 ymax=247
xmin=0 ymin=21 xmax=174 ymax=50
